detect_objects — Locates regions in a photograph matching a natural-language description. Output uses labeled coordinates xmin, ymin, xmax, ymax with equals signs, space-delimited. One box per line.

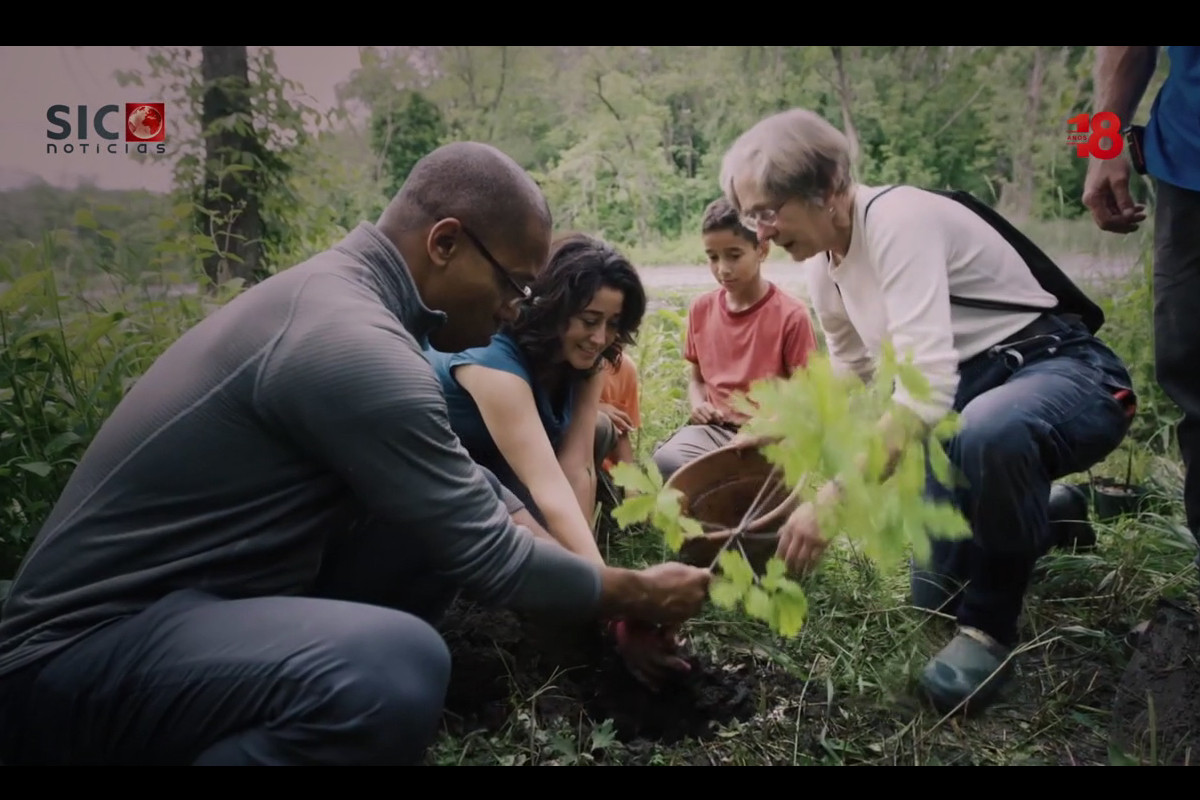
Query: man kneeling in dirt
xmin=0 ymin=141 xmax=711 ymax=766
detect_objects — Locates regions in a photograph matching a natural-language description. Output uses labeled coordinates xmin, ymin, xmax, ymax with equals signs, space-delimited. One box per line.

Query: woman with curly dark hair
xmin=427 ymin=233 xmax=647 ymax=567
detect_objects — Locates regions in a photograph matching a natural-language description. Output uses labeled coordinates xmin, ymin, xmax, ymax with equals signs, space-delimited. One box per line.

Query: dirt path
xmin=53 ymin=254 xmax=1134 ymax=305
xmin=637 ymin=254 xmax=1136 ymax=296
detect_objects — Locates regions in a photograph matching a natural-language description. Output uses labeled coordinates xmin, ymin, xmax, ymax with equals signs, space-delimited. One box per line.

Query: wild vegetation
xmin=1 ymin=46 xmax=1196 ymax=765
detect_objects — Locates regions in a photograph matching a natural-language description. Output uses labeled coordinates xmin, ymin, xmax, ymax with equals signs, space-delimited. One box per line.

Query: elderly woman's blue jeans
xmin=911 ymin=313 xmax=1135 ymax=647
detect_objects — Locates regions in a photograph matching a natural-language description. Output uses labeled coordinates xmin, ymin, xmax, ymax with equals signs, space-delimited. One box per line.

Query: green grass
xmin=1 ymin=212 xmax=1195 ymax=766
xmin=420 ymin=225 xmax=1196 ymax=766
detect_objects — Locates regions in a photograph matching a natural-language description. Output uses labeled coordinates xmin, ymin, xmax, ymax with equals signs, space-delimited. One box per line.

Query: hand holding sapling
xmin=731 ymin=342 xmax=972 ymax=574
xmin=610 ymin=342 xmax=972 ymax=639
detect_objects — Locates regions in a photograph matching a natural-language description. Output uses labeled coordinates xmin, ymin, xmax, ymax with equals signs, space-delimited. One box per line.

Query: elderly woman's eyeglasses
xmin=739 ymin=204 xmax=782 ymax=230
xmin=460 ymin=226 xmax=532 ymax=301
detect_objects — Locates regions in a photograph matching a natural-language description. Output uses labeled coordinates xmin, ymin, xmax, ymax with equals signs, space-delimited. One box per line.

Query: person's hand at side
xmin=1082 ymin=156 xmax=1147 ymax=234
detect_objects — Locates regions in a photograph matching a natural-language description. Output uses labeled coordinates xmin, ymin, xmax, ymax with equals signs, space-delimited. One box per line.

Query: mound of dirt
xmin=1110 ymin=599 xmax=1200 ymax=765
xmin=436 ymin=600 xmax=764 ymax=746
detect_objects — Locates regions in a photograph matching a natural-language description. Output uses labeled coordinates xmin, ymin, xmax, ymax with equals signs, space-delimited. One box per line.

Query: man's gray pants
xmin=0 ymin=465 xmax=528 ymax=766
xmin=651 ymin=423 xmax=737 ymax=482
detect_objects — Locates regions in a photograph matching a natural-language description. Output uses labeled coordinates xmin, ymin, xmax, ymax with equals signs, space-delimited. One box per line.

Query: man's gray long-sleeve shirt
xmin=0 ymin=223 xmax=602 ymax=678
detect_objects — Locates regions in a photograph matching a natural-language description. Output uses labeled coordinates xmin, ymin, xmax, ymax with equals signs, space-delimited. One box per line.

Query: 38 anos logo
xmin=46 ymin=103 xmax=167 ymax=155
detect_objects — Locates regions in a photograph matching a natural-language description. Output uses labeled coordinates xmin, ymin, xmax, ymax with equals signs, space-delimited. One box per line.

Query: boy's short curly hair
xmin=701 ymin=196 xmax=758 ymax=246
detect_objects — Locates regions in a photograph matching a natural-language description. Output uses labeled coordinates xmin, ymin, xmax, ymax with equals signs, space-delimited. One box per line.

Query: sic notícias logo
xmin=46 ymin=103 xmax=166 ymax=155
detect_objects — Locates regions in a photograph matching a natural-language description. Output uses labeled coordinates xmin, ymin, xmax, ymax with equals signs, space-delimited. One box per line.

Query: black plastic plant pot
xmin=1048 ymin=482 xmax=1097 ymax=550
xmin=1090 ymin=477 xmax=1148 ymax=521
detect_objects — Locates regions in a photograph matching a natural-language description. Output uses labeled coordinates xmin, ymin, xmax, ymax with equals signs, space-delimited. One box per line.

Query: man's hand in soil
xmin=598 ymin=562 xmax=711 ymax=628
xmin=611 ymin=619 xmax=691 ymax=691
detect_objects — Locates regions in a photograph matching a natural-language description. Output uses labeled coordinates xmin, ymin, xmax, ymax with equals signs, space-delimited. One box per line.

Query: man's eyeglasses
xmin=460 ymin=226 xmax=532 ymax=301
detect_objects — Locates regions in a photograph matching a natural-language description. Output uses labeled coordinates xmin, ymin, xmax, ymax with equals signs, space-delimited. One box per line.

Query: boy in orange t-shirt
xmin=651 ymin=197 xmax=818 ymax=481
xmin=596 ymin=352 xmax=641 ymax=473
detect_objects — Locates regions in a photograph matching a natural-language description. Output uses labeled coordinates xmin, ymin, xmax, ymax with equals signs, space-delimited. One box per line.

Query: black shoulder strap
xmin=859 ymin=185 xmax=1104 ymax=334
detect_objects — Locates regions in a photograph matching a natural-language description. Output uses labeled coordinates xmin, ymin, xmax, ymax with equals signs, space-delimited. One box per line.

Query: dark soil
xmin=1110 ymin=599 xmax=1200 ymax=765
xmin=435 ymin=599 xmax=770 ymax=748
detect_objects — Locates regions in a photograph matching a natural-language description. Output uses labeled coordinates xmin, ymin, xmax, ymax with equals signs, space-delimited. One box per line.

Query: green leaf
xmin=654 ymin=490 xmax=684 ymax=524
xmin=772 ymin=583 xmax=809 ymax=637
xmin=709 ymin=577 xmax=743 ymax=609
xmin=678 ymin=514 xmax=704 ymax=538
xmin=761 ymin=557 xmax=788 ymax=590
xmin=611 ymin=491 xmax=655 ymax=527
xmin=610 ymin=460 xmax=658 ymax=496
xmin=17 ymin=461 xmax=52 ymax=477
xmin=610 ymin=347 xmax=971 ymax=643
xmin=927 ymin=438 xmax=954 ymax=488
xmin=744 ymin=585 xmax=772 ymax=622
xmin=718 ymin=549 xmax=756 ymax=590
xmin=932 ymin=413 xmax=963 ymax=441
xmin=45 ymin=431 xmax=82 ymax=456
xmin=896 ymin=360 xmax=931 ymax=401
xmin=0 ymin=270 xmax=53 ymax=313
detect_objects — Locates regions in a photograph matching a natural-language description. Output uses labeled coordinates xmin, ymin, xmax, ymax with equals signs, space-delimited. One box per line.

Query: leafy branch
xmin=610 ymin=341 xmax=972 ymax=639
xmin=609 ymin=458 xmax=705 ymax=551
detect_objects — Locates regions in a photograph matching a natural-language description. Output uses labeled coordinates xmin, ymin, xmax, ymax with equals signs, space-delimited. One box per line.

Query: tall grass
xmin=1 ymin=197 xmax=1195 ymax=765
xmin=0 ymin=206 xmax=1180 ymax=579
xmin=0 ymin=216 xmax=241 ymax=576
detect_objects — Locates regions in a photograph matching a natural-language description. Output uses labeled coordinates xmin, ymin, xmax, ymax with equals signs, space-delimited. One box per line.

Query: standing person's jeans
xmin=1152 ymin=178 xmax=1200 ymax=575
xmin=911 ymin=312 xmax=1136 ymax=648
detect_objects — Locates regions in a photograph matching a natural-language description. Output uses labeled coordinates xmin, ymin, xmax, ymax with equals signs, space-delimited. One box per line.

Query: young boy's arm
xmin=684 ymin=298 xmax=724 ymax=425
xmin=687 ymin=362 xmax=722 ymax=424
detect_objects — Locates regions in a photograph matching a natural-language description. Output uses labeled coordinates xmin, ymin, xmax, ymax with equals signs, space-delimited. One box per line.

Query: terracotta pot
xmin=665 ymin=444 xmax=797 ymax=572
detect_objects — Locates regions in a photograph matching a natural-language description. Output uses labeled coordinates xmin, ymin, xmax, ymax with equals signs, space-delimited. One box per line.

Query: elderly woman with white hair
xmin=718 ymin=108 xmax=1137 ymax=715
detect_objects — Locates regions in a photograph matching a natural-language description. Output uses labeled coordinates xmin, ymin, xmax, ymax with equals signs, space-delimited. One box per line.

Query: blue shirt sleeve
xmin=444 ymin=333 xmax=532 ymax=386
xmin=1145 ymin=46 xmax=1200 ymax=192
xmin=434 ymin=332 xmax=576 ymax=460
xmin=429 ymin=333 xmax=537 ymax=471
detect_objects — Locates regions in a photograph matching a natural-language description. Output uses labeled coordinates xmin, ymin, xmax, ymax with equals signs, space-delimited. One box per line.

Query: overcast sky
xmin=0 ymin=46 xmax=367 ymax=193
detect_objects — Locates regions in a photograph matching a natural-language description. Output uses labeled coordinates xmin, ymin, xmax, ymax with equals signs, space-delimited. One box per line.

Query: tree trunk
xmin=200 ymin=46 xmax=263 ymax=287
xmin=1006 ymin=47 xmax=1044 ymax=222
xmin=830 ymin=47 xmax=861 ymax=169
